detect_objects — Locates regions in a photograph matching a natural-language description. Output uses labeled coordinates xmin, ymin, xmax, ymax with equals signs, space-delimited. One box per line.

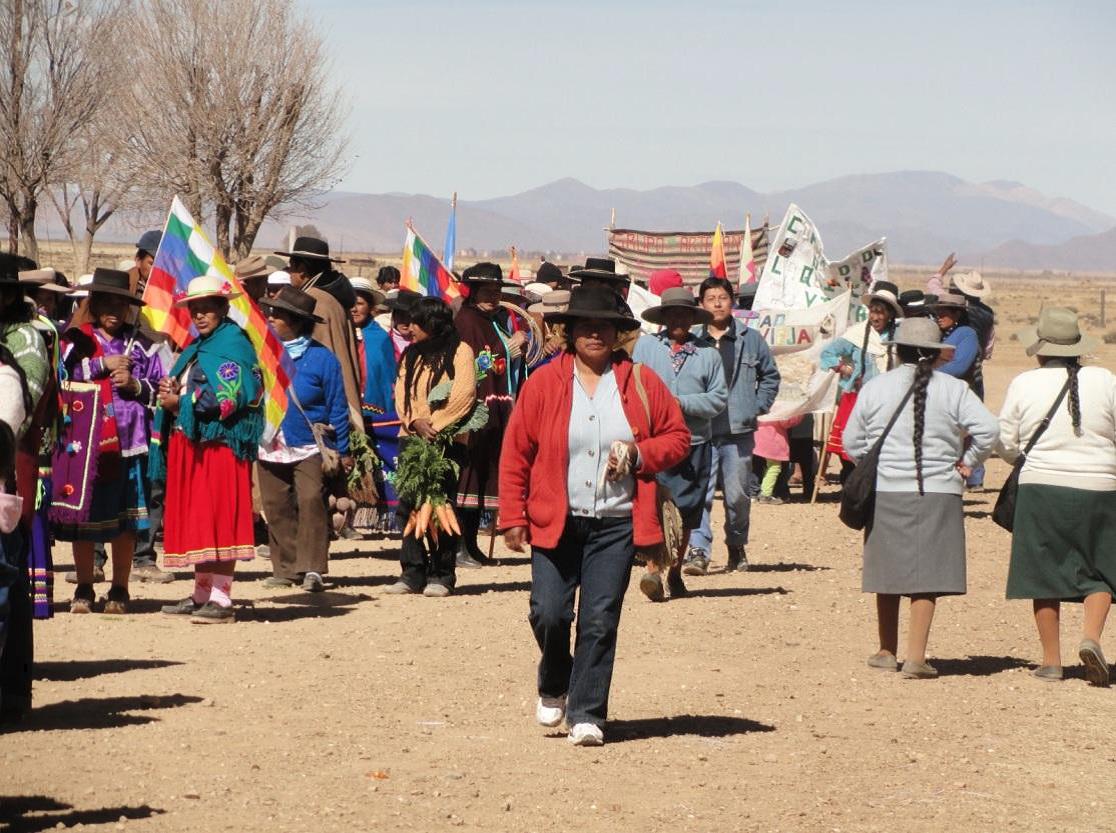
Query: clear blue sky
xmin=313 ymin=0 xmax=1116 ymax=216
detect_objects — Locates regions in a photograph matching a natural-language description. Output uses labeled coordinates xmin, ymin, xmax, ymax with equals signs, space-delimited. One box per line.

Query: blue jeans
xmin=689 ymin=434 xmax=754 ymax=552
xmin=529 ymin=516 xmax=633 ymax=728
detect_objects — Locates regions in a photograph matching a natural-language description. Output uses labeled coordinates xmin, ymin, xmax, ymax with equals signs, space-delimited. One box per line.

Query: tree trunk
xmin=18 ymin=195 xmax=38 ymax=263
xmin=214 ymin=201 xmax=232 ymax=260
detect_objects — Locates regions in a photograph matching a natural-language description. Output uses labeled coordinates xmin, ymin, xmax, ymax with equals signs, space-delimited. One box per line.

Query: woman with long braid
xmin=999 ymin=308 xmax=1116 ymax=686
xmin=844 ymin=318 xmax=997 ymax=679
xmin=820 ymin=282 xmax=902 ymax=482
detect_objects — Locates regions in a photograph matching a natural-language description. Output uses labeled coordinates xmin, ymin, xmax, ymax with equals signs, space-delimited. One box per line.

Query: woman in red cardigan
xmin=499 ymin=285 xmax=690 ymax=746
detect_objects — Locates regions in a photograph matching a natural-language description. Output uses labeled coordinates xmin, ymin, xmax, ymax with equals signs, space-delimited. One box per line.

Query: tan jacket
xmin=394 ymin=342 xmax=477 ymax=437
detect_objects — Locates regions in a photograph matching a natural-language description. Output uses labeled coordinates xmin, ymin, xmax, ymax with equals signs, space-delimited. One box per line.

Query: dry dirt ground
xmin=5 ymin=281 xmax=1116 ymax=833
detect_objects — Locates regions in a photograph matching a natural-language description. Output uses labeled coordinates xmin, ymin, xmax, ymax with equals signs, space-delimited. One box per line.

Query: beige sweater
xmin=394 ymin=342 xmax=477 ymax=437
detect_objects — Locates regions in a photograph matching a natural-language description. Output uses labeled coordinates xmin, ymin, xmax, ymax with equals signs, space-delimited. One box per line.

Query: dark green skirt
xmin=1006 ymin=484 xmax=1116 ymax=601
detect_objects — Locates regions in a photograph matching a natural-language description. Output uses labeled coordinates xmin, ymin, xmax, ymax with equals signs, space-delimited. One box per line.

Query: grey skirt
xmin=863 ymin=491 xmax=966 ymax=596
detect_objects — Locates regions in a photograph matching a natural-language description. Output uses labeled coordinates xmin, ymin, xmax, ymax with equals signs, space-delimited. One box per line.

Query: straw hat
xmin=951 ymin=270 xmax=991 ymax=299
xmin=1017 ymin=307 xmax=1098 ymax=358
xmin=234 ymin=255 xmax=272 ymax=281
xmin=18 ymin=268 xmax=73 ymax=294
xmin=641 ymin=286 xmax=713 ymax=326
xmin=864 ymin=280 xmax=903 ymax=319
xmin=528 ymin=289 xmax=571 ymax=315
xmin=350 ymin=276 xmax=386 ymax=308
xmin=889 ymin=318 xmax=957 ymax=353
xmin=173 ymin=275 xmax=241 ymax=306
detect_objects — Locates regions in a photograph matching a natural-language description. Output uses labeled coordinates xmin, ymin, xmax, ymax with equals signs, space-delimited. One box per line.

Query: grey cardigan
xmin=844 ymin=364 xmax=998 ymax=495
xmin=632 ymin=332 xmax=728 ymax=445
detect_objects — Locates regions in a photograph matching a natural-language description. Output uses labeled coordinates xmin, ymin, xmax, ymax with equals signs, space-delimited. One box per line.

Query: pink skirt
xmin=162 ymin=432 xmax=256 ymax=567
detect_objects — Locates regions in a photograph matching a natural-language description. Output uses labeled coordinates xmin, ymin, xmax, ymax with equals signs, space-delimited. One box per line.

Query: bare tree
xmin=0 ymin=0 xmax=121 ymax=261
xmin=126 ymin=0 xmax=350 ymax=258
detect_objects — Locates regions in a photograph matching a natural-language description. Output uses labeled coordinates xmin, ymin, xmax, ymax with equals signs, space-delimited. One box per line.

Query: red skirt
xmin=163 ymin=432 xmax=256 ymax=567
xmin=825 ymin=391 xmax=858 ymax=463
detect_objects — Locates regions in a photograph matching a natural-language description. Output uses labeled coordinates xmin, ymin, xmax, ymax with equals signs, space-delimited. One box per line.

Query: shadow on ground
xmin=452 ymin=580 xmax=532 ymax=596
xmin=684 ymin=586 xmax=790 ymax=599
xmin=931 ymin=655 xmax=1031 ymax=677
xmin=607 ymin=714 xmax=776 ymax=742
xmin=738 ymin=563 xmax=831 ymax=573
xmin=0 ymin=796 xmax=164 ymax=833
xmin=7 ymin=694 xmax=202 ymax=733
xmin=34 ymin=659 xmax=183 ymax=682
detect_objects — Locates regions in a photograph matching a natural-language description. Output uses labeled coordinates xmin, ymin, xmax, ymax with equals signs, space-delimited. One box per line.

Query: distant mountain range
xmin=36 ymin=171 xmax=1116 ymax=271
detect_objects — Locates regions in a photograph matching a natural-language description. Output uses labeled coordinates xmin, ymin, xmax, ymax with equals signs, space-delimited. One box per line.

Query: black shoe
xmin=726 ymin=546 xmax=749 ymax=572
xmin=190 ymin=602 xmax=235 ymax=624
xmin=681 ymin=548 xmax=709 ymax=576
xmin=666 ymin=571 xmax=688 ymax=599
xmin=161 ymin=597 xmax=201 ymax=616
xmin=456 ymin=551 xmax=483 ymax=569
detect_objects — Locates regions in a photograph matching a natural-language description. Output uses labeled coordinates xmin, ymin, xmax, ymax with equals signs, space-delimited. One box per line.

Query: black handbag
xmin=991 ymin=376 xmax=1071 ymax=532
xmin=838 ymin=382 xmax=916 ymax=531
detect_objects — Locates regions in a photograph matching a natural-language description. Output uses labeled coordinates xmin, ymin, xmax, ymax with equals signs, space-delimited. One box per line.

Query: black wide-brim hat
xmin=87 ymin=267 xmax=144 ymax=305
xmin=0 ymin=252 xmax=38 ymax=284
xmin=568 ymin=256 xmax=629 ymax=285
xmin=259 ymin=285 xmax=324 ymax=324
xmin=461 ymin=261 xmax=520 ymax=288
xmin=275 ymin=235 xmax=345 ymax=264
xmin=543 ymin=285 xmax=641 ymax=331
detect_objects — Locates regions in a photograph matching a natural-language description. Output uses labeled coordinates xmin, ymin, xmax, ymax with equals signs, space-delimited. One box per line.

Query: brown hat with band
xmin=19 ymin=268 xmax=73 ymax=294
xmin=86 ymin=268 xmax=144 ymax=306
xmin=234 ymin=255 xmax=272 ymax=281
xmin=259 ymin=285 xmax=324 ymax=324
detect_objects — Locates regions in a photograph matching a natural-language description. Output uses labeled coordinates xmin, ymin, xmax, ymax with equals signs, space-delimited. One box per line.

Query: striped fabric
xmin=142 ymin=196 xmax=293 ymax=442
xmin=609 ymin=225 xmax=769 ymax=289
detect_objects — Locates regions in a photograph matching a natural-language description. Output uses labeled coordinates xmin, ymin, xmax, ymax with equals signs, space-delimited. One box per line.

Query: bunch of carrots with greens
xmin=390 ymin=379 xmax=489 ymax=544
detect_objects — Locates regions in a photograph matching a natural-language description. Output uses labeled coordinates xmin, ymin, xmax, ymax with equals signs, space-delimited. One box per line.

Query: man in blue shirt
xmin=686 ymin=278 xmax=780 ymax=574
xmin=632 ymin=287 xmax=727 ymax=600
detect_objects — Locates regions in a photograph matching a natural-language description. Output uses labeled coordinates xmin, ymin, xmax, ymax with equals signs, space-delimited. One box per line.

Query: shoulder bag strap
xmin=1021 ymin=374 xmax=1072 ymax=458
xmin=877 ymin=379 xmax=918 ymax=446
xmin=631 ymin=363 xmax=652 ymax=425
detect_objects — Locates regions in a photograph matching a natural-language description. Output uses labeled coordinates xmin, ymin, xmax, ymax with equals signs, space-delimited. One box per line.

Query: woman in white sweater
xmin=845 ymin=318 xmax=998 ymax=679
xmin=999 ymin=308 xmax=1116 ymax=686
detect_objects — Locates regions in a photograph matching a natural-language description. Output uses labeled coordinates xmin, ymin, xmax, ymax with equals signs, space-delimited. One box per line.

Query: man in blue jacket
xmin=632 ymin=287 xmax=728 ymax=601
xmin=686 ymin=278 xmax=780 ymax=574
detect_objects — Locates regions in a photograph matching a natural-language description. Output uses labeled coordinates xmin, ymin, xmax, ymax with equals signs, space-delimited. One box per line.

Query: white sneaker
xmin=567 ymin=722 xmax=604 ymax=746
xmin=535 ymin=696 xmax=566 ymax=727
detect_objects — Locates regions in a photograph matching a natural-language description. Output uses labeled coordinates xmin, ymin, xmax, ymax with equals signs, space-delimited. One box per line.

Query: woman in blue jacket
xmin=257 ymin=286 xmax=351 ymax=592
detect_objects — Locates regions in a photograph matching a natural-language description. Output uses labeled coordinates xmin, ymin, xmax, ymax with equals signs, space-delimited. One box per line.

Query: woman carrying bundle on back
xmin=999 ymin=308 xmax=1116 ymax=686
xmin=384 ymin=298 xmax=478 ymax=598
xmin=844 ymin=318 xmax=997 ymax=679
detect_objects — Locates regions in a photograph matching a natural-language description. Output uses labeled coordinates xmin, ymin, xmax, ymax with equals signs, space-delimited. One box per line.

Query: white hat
xmin=117 ymin=258 xmax=135 ymax=271
xmin=523 ymin=282 xmax=552 ymax=303
xmin=173 ymin=274 xmax=241 ymax=307
xmin=268 ymin=270 xmax=291 ymax=287
xmin=350 ymin=276 xmax=387 ymax=308
xmin=951 ymin=270 xmax=992 ymax=299
xmin=71 ymin=273 xmax=94 ymax=299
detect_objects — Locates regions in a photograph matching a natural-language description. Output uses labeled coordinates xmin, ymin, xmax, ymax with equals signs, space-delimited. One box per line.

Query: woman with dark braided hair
xmin=385 ymin=297 xmax=478 ymax=597
xmin=1000 ymin=308 xmax=1116 ymax=686
xmin=845 ymin=318 xmax=997 ymax=679
xmin=820 ymin=282 xmax=902 ymax=482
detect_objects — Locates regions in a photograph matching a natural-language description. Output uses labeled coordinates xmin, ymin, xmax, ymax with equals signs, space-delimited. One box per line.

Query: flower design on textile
xmin=475 ymin=349 xmax=495 ymax=374
xmin=214 ymin=361 xmax=243 ymax=419
xmin=493 ymin=357 xmax=507 ymax=376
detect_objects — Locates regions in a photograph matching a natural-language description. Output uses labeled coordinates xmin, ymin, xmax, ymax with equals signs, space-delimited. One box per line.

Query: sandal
xmin=103 ymin=585 xmax=130 ymax=615
xmin=70 ymin=583 xmax=95 ymax=615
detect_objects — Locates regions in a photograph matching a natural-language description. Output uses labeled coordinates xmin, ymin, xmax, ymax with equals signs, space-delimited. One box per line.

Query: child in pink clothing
xmin=754 ymin=416 xmax=803 ymax=503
